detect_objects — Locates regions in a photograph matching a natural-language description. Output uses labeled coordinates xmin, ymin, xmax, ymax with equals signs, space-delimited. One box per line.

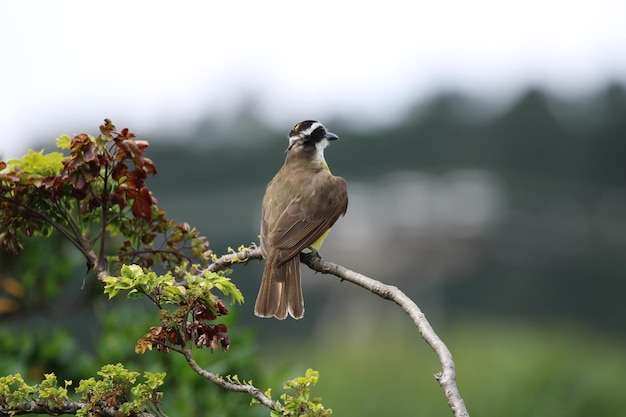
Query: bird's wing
xmin=266 ymin=177 xmax=348 ymax=264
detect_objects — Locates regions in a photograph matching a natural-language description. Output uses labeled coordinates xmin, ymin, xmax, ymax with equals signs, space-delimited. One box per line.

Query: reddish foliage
xmin=137 ymin=299 xmax=232 ymax=354
xmin=3 ymin=119 xmax=230 ymax=356
xmin=0 ymin=119 xmax=207 ymax=269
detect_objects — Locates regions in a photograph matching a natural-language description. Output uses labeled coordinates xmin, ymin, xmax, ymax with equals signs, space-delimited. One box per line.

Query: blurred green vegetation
xmin=262 ymin=318 xmax=626 ymax=417
xmin=2 ymin=84 xmax=626 ymax=416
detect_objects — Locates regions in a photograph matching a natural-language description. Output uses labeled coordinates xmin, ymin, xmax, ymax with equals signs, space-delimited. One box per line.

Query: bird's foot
xmin=300 ymin=251 xmax=322 ymax=262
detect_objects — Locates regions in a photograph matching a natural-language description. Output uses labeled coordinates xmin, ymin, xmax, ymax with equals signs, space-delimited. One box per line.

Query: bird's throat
xmin=315 ymin=139 xmax=331 ymax=172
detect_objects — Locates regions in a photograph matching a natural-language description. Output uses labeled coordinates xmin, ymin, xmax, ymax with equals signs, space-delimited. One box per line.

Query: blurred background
xmin=1 ymin=1 xmax=625 ymax=416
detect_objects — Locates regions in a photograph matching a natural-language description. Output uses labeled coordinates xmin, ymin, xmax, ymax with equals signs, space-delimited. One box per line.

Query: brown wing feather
xmin=267 ymin=176 xmax=348 ymax=263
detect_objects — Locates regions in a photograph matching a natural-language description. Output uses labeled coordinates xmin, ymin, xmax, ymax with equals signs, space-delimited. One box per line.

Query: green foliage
xmin=450 ymin=320 xmax=626 ymax=417
xmin=56 ymin=134 xmax=72 ymax=149
xmin=103 ymin=264 xmax=176 ymax=300
xmin=0 ymin=285 xmax=284 ymax=417
xmin=0 ymin=233 xmax=76 ymax=314
xmin=259 ymin=369 xmax=332 ymax=417
xmin=33 ymin=302 xmax=265 ymax=417
xmin=103 ymin=264 xmax=243 ymax=306
xmin=272 ymin=318 xmax=626 ymax=417
xmin=4 ymin=149 xmax=65 ymax=180
xmin=0 ymin=365 xmax=164 ymax=417
xmin=0 ymin=373 xmax=71 ymax=412
xmin=76 ymin=364 xmax=164 ymax=417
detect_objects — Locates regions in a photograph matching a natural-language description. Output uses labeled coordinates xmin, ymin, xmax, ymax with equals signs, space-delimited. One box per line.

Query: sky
xmin=1 ymin=0 xmax=625 ymax=158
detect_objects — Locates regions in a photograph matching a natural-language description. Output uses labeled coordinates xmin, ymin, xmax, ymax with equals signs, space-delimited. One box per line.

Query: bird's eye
xmin=311 ymin=127 xmax=325 ymax=140
xmin=293 ymin=123 xmax=300 ymax=131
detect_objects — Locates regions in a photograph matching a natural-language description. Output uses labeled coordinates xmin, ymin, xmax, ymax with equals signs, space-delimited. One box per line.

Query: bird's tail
xmin=254 ymin=257 xmax=304 ymax=319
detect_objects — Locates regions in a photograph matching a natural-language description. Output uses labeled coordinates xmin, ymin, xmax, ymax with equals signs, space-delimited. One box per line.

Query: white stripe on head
xmin=288 ymin=121 xmax=324 ymax=148
xmin=300 ymin=121 xmax=323 ymax=137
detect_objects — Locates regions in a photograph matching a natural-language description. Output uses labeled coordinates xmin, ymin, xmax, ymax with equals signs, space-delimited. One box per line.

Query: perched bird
xmin=254 ymin=120 xmax=348 ymax=319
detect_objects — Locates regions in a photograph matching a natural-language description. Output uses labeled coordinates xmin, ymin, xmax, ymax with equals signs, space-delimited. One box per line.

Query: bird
xmin=254 ymin=120 xmax=348 ymax=319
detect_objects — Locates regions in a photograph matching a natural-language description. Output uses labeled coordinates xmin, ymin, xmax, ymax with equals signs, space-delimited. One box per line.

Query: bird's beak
xmin=326 ymin=131 xmax=339 ymax=141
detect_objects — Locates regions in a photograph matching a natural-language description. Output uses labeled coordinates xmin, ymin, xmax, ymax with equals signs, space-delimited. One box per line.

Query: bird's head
xmin=286 ymin=120 xmax=339 ymax=154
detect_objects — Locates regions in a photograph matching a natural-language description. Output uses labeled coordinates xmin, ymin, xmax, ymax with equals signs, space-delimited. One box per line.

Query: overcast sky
xmin=1 ymin=0 xmax=625 ymax=158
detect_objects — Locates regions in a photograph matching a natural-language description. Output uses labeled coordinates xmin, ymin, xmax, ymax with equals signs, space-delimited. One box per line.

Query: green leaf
xmin=4 ymin=149 xmax=65 ymax=184
xmin=56 ymin=134 xmax=71 ymax=149
xmin=203 ymin=271 xmax=244 ymax=304
xmin=162 ymin=285 xmax=184 ymax=303
xmin=120 ymin=264 xmax=143 ymax=280
xmin=127 ymin=289 xmax=145 ymax=299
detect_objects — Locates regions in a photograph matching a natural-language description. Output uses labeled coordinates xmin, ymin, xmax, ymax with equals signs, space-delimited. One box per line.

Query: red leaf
xmin=111 ymin=162 xmax=128 ymax=181
xmin=131 ymin=186 xmax=153 ymax=220
xmin=83 ymin=141 xmax=97 ymax=162
xmin=114 ymin=140 xmax=131 ymax=160
xmin=115 ymin=127 xmax=136 ymax=140
xmin=143 ymin=158 xmax=157 ymax=175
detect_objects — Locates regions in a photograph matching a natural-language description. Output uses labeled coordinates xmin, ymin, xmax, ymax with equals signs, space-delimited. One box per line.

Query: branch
xmin=301 ymin=253 xmax=469 ymax=417
xmin=96 ymin=164 xmax=110 ymax=274
xmin=0 ymin=400 xmax=82 ymax=417
xmin=207 ymin=245 xmax=259 ymax=272
xmin=0 ymin=400 xmax=157 ymax=417
xmin=181 ymin=348 xmax=283 ymax=413
xmin=207 ymin=246 xmax=470 ymax=417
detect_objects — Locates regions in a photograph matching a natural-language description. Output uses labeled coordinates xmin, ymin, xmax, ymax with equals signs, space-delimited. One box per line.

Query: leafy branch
xmin=0 ymin=365 xmax=163 ymax=417
xmin=181 ymin=348 xmax=282 ymax=413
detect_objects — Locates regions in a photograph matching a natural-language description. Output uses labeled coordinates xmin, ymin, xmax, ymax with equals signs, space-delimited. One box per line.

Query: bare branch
xmin=301 ymin=253 xmax=470 ymax=417
xmin=206 ymin=246 xmax=470 ymax=417
xmin=181 ymin=348 xmax=283 ymax=413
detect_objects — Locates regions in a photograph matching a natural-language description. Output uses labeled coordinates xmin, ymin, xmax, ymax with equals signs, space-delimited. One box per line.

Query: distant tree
xmin=0 ymin=120 xmax=468 ymax=417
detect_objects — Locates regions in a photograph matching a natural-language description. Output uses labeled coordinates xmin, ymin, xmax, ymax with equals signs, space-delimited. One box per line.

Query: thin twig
xmin=181 ymin=348 xmax=283 ymax=413
xmin=0 ymin=194 xmax=97 ymax=269
xmin=97 ymin=164 xmax=109 ymax=273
